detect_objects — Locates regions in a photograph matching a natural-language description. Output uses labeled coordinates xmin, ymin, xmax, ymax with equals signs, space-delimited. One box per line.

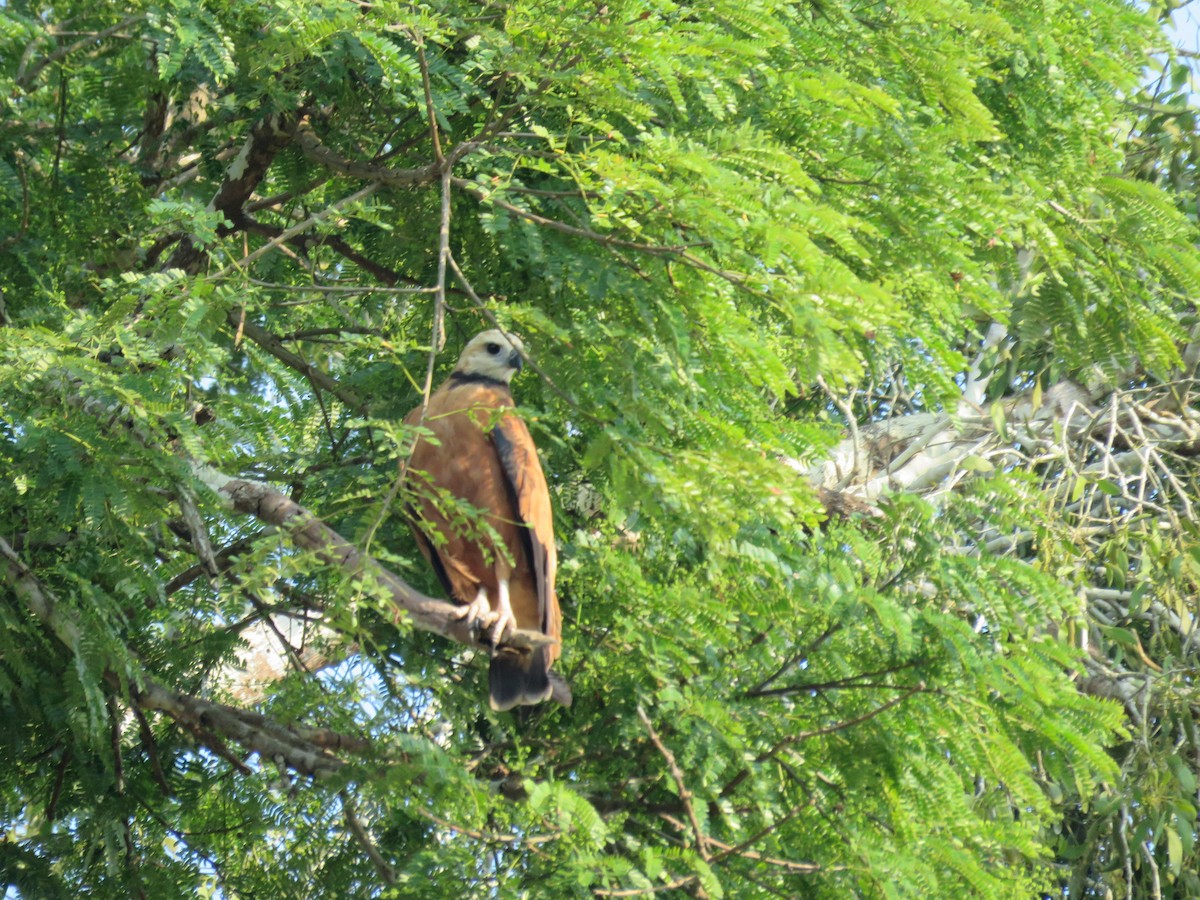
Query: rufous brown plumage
xmin=404 ymin=330 xmax=569 ymax=711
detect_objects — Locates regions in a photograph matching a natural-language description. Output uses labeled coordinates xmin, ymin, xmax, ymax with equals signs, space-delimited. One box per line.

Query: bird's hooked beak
xmin=509 ymin=350 xmax=523 ymax=373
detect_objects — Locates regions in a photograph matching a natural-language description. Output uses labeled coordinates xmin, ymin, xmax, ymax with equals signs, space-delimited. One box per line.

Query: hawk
xmin=404 ymin=330 xmax=569 ymax=710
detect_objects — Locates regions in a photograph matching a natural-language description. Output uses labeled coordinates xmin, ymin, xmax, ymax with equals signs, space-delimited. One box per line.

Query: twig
xmin=414 ymin=36 xmax=444 ymax=165
xmin=763 ymin=683 xmax=924 ymax=759
xmin=817 ymin=375 xmax=862 ymax=489
xmin=746 ymin=660 xmax=925 ymax=699
xmin=446 ymin=254 xmax=598 ymax=421
xmin=292 ymin=116 xmax=448 ymax=186
xmin=235 ymin=214 xmax=413 ymax=288
xmin=1142 ymin=836 xmax=1163 ymax=900
xmin=15 ymin=14 xmax=144 ymax=91
xmin=637 ymin=705 xmax=709 ymax=862
xmin=133 ymin=705 xmax=172 ymax=796
xmin=451 ymin=176 xmax=694 ymax=255
xmin=363 ymin=261 xmax=448 ymax=555
xmin=231 ymin=315 xmax=367 ymax=413
xmin=163 ymin=533 xmax=262 ymax=597
xmin=278 ymin=326 xmax=382 ymax=341
xmin=174 ymin=715 xmax=254 ymax=776
xmin=342 ymin=793 xmax=397 ymax=885
xmin=244 ymin=174 xmax=331 ymax=213
xmin=744 ymin=623 xmax=842 ymax=699
xmin=658 ymin=806 xmax=826 ymax=873
xmin=0 ymin=152 xmax=30 ymax=248
xmin=109 ymin=694 xmax=126 ymax=794
xmin=433 ymin=167 xmax=452 ymax=351
xmin=592 ymin=874 xmax=699 ymax=897
xmin=44 ymin=750 xmax=69 ymax=822
xmin=214 ymin=181 xmax=382 ymax=278
xmin=363 ymin=161 xmax=456 ymax=551
xmin=417 ymin=808 xmax=560 ymax=845
xmin=246 ymin=278 xmax=437 ymax=295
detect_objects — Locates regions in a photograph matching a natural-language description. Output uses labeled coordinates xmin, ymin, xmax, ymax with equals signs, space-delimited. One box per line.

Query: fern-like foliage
xmin=1 ymin=0 xmax=1197 ymax=896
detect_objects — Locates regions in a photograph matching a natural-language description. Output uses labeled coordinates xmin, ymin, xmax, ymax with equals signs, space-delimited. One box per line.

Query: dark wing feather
xmin=490 ymin=415 xmax=559 ymax=643
xmin=405 ymin=504 xmax=455 ymax=599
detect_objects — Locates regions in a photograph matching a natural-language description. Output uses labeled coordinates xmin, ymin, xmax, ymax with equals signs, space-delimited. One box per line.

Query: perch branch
xmin=191 ymin=466 xmax=558 ymax=656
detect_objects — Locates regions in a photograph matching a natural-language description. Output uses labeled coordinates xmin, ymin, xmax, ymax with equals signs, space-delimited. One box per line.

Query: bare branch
xmin=235 ymin=214 xmax=417 ymax=287
xmin=342 ymin=793 xmax=397 ymax=885
xmin=416 ymin=808 xmax=560 ymax=845
xmin=247 ymin=278 xmax=436 ymax=296
xmin=191 ymin=466 xmax=559 ymax=656
xmin=15 ymin=15 xmax=144 ymax=92
xmin=447 ymin=255 xmax=598 ymax=421
xmin=293 ymin=115 xmax=454 ymax=186
xmin=592 ymin=874 xmax=699 ymax=897
xmin=451 ymin=176 xmax=696 ymax=256
xmin=175 ymin=482 xmax=220 ymax=577
xmin=658 ymin=808 xmax=826 ymax=874
xmin=762 ymin=683 xmax=925 ymax=759
xmin=433 ymin=168 xmax=452 ymax=352
xmin=414 ymin=36 xmax=444 ymax=165
xmin=637 ymin=706 xmax=709 ymax=862
xmin=231 ymin=314 xmax=368 ymax=413
xmin=214 ymin=181 xmax=382 ymax=278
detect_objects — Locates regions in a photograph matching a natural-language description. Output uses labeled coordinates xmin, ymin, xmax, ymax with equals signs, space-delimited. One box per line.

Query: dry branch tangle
xmin=804 ymin=379 xmax=1104 ymax=501
xmin=804 ymin=358 xmax=1200 ymax=725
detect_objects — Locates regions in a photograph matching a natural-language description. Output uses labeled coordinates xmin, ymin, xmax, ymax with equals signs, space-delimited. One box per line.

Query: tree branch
xmin=235 ymin=214 xmax=418 ymax=287
xmin=231 ymin=314 xmax=368 ymax=413
xmin=190 ymin=465 xmax=559 ymax=656
xmin=637 ymin=706 xmax=709 ymax=862
xmin=165 ymin=113 xmax=295 ymax=275
xmin=215 ymin=181 xmax=382 ymax=278
xmin=292 ymin=115 xmax=464 ymax=187
xmin=0 ymin=534 xmax=365 ymax=778
xmin=450 ymin=176 xmax=697 ymax=256
xmin=762 ymin=683 xmax=925 ymax=759
xmin=15 ymin=14 xmax=144 ymax=92
xmin=341 ymin=793 xmax=397 ymax=885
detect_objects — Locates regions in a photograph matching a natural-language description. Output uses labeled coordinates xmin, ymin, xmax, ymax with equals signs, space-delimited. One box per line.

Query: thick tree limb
xmin=165 ymin=114 xmax=295 ymax=274
xmin=134 ymin=680 xmax=355 ymax=777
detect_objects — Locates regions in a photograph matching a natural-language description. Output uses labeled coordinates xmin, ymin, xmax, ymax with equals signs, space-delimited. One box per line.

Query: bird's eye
xmin=486 ymin=343 xmax=502 ymax=355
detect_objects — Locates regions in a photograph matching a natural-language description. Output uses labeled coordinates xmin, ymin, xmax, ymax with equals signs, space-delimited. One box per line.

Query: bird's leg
xmin=456 ymin=586 xmax=492 ymax=641
xmin=489 ymin=577 xmax=518 ymax=647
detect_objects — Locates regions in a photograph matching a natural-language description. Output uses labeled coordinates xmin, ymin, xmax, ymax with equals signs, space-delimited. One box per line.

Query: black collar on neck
xmin=449 ymin=371 xmax=510 ymax=390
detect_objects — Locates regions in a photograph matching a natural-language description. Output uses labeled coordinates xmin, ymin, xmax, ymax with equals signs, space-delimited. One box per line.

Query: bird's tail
xmin=489 ymin=647 xmax=572 ymax=711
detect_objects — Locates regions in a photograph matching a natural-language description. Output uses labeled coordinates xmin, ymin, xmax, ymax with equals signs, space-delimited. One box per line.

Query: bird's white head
xmin=453 ymin=329 xmax=526 ymax=385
